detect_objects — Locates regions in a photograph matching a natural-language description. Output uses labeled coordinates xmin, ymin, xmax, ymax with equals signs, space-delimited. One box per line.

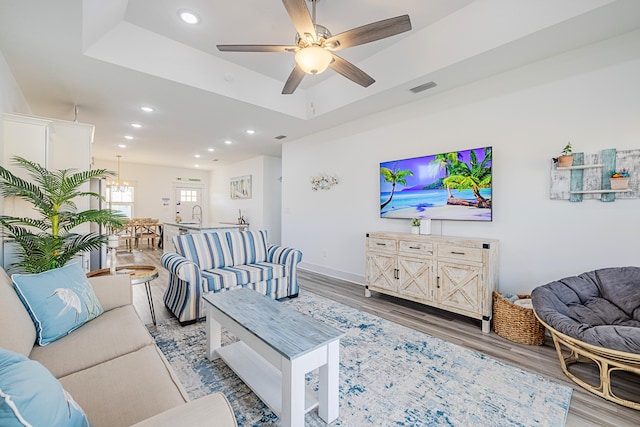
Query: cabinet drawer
xmin=437 ymin=244 xmax=483 ymax=262
xmin=398 ymin=240 xmax=433 ymax=256
xmin=367 ymin=237 xmax=396 ymax=252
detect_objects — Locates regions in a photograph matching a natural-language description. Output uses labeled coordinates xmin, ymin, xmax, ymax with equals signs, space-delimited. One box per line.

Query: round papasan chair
xmin=531 ymin=266 xmax=640 ymax=410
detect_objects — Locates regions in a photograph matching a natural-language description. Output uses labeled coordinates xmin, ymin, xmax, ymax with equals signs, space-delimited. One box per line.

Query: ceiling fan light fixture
xmin=295 ymin=46 xmax=332 ymax=75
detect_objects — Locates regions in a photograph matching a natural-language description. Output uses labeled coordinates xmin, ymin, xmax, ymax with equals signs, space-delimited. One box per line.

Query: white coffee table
xmin=204 ymin=289 xmax=344 ymax=427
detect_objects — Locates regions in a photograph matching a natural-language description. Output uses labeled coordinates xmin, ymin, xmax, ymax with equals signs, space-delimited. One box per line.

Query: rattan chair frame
xmin=534 ymin=311 xmax=640 ymax=410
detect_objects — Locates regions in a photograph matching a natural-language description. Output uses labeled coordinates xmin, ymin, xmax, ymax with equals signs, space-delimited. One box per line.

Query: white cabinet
xmin=2 ymin=113 xmax=94 ymax=269
xmin=365 ymin=232 xmax=499 ymax=333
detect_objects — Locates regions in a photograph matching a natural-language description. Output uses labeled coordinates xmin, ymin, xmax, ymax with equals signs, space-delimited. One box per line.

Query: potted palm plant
xmin=0 ymin=156 xmax=125 ymax=273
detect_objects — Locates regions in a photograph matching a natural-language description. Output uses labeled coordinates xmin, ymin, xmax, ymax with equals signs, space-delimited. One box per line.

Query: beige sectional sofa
xmin=0 ymin=267 xmax=237 ymax=427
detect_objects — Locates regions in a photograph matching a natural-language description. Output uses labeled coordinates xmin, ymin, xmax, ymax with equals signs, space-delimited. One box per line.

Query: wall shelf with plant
xmin=550 ymin=148 xmax=637 ymax=202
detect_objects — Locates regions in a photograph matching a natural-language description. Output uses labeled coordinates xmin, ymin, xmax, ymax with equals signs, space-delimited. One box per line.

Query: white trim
xmin=298 ymin=263 xmax=365 ymax=286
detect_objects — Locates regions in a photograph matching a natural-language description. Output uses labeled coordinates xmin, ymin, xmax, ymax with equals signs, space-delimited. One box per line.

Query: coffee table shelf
xmin=204 ymin=289 xmax=344 ymax=427
xmin=216 ymin=341 xmax=319 ymax=417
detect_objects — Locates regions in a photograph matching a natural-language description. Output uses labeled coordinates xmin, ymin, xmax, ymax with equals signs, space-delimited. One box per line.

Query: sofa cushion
xmin=227 ymin=230 xmax=268 ymax=266
xmin=0 ymin=347 xmax=90 ymax=427
xmin=202 ymin=262 xmax=286 ymax=292
xmin=130 ymin=393 xmax=237 ymax=427
xmin=59 ymin=345 xmax=188 ymax=427
xmin=0 ymin=268 xmax=36 ymax=356
xmin=12 ymin=263 xmax=104 ymax=345
xmin=29 ymin=305 xmax=154 ymax=378
xmin=173 ymin=232 xmax=232 ymax=269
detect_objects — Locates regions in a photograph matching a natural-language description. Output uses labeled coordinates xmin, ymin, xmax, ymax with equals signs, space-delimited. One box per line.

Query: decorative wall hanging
xmin=550 ymin=148 xmax=638 ymax=202
xmin=310 ymin=174 xmax=339 ymax=191
xmin=230 ymin=175 xmax=252 ymax=199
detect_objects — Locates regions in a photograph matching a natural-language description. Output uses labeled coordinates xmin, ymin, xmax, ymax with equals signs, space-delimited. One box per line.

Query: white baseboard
xmin=298 ymin=262 xmax=365 ymax=287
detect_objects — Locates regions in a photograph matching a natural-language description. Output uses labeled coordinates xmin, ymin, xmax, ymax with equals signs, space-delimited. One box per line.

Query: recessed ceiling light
xmin=140 ymin=106 xmax=154 ymax=113
xmin=194 ymin=154 xmax=201 ymax=158
xmin=130 ymin=123 xmax=142 ymax=128
xmin=118 ymin=144 xmax=127 ymax=148
xmin=194 ymin=164 xmax=200 ymax=168
xmin=245 ymin=129 xmax=255 ymax=135
xmin=224 ymin=140 xmax=233 ymax=145
xmin=178 ymin=9 xmax=200 ymax=24
xmin=124 ymin=135 xmax=134 ymax=140
xmin=207 ymin=148 xmax=215 ymax=152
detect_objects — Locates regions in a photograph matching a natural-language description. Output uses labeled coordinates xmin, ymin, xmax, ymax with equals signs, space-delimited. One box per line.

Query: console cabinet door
xmin=366 ymin=251 xmax=397 ymax=292
xmin=398 ymin=255 xmax=433 ymax=302
xmin=365 ymin=232 xmax=498 ymax=332
xmin=437 ymin=261 xmax=483 ymax=316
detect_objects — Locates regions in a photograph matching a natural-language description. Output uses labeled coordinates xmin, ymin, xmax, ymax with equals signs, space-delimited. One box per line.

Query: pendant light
xmin=109 ymin=155 xmax=129 ymax=192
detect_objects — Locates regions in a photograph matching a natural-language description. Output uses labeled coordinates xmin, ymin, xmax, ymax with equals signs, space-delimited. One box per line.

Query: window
xmin=106 ymin=185 xmax=135 ymax=218
xmin=180 ymin=189 xmax=198 ymax=203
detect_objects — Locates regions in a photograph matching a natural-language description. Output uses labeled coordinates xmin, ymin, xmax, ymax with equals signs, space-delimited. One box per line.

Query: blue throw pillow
xmin=12 ymin=263 xmax=104 ymax=345
xmin=0 ymin=347 xmax=91 ymax=426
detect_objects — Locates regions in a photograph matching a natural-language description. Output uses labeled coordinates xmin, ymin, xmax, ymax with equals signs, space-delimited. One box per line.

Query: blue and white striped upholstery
xmin=162 ymin=229 xmax=303 ymax=325
xmin=173 ymin=232 xmax=232 ymax=270
xmin=227 ymin=230 xmax=268 ymax=266
xmin=268 ymin=245 xmax=303 ymax=296
xmin=201 ymin=262 xmax=285 ymax=292
xmin=161 ymin=252 xmax=202 ymax=324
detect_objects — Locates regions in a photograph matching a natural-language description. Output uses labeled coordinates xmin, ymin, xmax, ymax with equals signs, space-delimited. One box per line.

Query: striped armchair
xmin=161 ymin=230 xmax=302 ymax=325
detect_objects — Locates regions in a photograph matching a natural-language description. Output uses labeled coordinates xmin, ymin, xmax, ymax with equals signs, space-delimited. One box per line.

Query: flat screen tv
xmin=380 ymin=146 xmax=492 ymax=221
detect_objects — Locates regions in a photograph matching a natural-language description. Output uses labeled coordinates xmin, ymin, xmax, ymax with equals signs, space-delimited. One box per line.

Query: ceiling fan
xmin=217 ymin=0 xmax=412 ymax=94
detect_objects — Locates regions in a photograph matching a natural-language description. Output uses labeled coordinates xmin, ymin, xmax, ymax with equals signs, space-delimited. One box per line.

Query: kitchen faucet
xmin=192 ymin=205 xmax=202 ymax=225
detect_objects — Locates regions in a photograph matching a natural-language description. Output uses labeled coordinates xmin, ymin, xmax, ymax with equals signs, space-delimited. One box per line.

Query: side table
xmin=87 ymin=265 xmax=159 ymax=325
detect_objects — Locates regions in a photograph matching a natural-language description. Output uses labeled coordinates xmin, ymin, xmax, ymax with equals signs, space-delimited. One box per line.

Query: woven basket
xmin=493 ymin=291 xmax=545 ymax=345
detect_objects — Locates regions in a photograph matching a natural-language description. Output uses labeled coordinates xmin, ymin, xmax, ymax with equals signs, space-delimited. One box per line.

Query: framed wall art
xmin=230 ymin=175 xmax=252 ymax=199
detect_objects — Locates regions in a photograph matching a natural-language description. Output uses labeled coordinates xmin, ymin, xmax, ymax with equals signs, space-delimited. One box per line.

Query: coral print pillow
xmin=12 ymin=263 xmax=104 ymax=345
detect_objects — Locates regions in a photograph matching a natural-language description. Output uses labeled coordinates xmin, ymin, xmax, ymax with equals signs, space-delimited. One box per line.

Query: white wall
xmin=94 ymin=159 xmax=210 ymax=224
xmin=0 ymin=51 xmax=30 ymax=116
xmin=282 ymin=30 xmax=640 ymax=293
xmin=210 ymin=155 xmax=282 ymax=244
xmin=0 ymin=50 xmax=31 ymax=267
xmin=263 ymin=156 xmax=282 ymax=245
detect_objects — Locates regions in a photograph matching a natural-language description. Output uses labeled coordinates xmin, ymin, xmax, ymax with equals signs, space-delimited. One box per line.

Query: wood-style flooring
xmin=123 ymin=247 xmax=640 ymax=427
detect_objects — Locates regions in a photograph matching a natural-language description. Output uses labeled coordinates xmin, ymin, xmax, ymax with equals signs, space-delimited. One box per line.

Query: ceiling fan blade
xmin=282 ymin=65 xmax=306 ymax=94
xmin=329 ymin=54 xmax=375 ymax=88
xmin=217 ymin=45 xmax=297 ymax=53
xmin=324 ymin=15 xmax=411 ymax=50
xmin=282 ymin=0 xmax=316 ymax=42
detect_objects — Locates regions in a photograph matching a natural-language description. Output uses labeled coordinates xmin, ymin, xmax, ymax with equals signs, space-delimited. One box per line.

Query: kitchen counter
xmin=164 ymin=222 xmax=248 ymax=231
xmin=163 ymin=222 xmax=249 ymax=252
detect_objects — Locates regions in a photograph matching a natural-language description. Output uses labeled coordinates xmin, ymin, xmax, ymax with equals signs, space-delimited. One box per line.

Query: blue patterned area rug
xmin=150 ymin=290 xmax=572 ymax=426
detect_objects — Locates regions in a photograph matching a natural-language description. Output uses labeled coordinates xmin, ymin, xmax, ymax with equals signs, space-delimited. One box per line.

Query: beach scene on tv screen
xmin=380 ymin=146 xmax=492 ymax=221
